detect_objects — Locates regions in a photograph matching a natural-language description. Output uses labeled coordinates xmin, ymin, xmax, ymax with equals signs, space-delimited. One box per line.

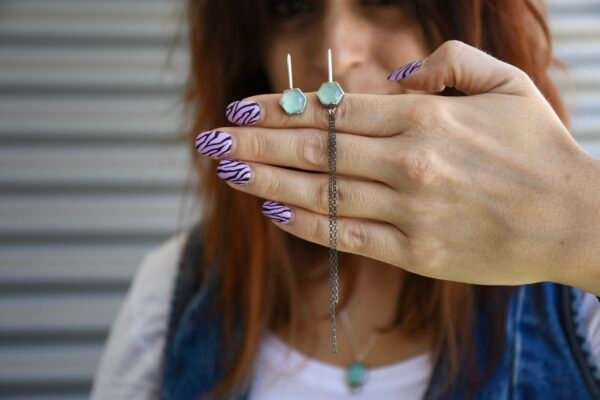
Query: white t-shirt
xmin=250 ymin=331 xmax=433 ymax=399
xmin=90 ymin=231 xmax=600 ymax=400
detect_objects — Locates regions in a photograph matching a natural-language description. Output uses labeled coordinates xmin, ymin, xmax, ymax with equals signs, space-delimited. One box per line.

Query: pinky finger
xmin=261 ymin=200 xmax=409 ymax=268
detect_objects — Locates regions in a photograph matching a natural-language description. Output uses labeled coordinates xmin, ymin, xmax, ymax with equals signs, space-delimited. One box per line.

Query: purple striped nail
xmin=195 ymin=130 xmax=233 ymax=158
xmin=226 ymin=100 xmax=261 ymax=125
xmin=217 ymin=159 xmax=252 ymax=185
xmin=387 ymin=60 xmax=423 ymax=81
xmin=262 ymin=200 xmax=292 ymax=224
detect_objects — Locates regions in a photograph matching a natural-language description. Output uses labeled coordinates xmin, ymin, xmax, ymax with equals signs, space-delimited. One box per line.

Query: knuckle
xmin=317 ymin=178 xmax=330 ymax=214
xmin=430 ymin=103 xmax=453 ymax=131
xmin=511 ymin=67 xmax=534 ymax=88
xmin=316 ymin=178 xmax=345 ymax=214
xmin=439 ymin=39 xmax=466 ymax=60
xmin=311 ymin=214 xmax=329 ymax=243
xmin=401 ymin=197 xmax=421 ymax=221
xmin=262 ymin=170 xmax=281 ymax=198
xmin=398 ymin=149 xmax=440 ymax=188
xmin=339 ymin=221 xmax=368 ymax=253
xmin=407 ymin=98 xmax=447 ymax=129
xmin=248 ymin=130 xmax=267 ymax=159
xmin=404 ymin=98 xmax=426 ymax=124
xmin=408 ymin=237 xmax=447 ymax=274
xmin=300 ymin=133 xmax=328 ymax=169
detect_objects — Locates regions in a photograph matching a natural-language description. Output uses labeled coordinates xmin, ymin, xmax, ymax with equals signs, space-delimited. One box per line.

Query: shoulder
xmin=90 ymin=228 xmax=192 ymax=400
xmin=129 ymin=229 xmax=190 ymax=316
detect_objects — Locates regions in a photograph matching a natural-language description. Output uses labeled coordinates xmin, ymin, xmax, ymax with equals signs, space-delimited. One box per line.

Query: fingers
xmin=218 ymin=160 xmax=404 ymax=225
xmin=195 ymin=124 xmax=446 ymax=193
xmin=226 ymin=92 xmax=419 ymax=136
xmin=261 ymin=200 xmax=409 ymax=268
xmin=387 ymin=40 xmax=535 ymax=97
xmin=196 ymin=127 xmax=392 ymax=184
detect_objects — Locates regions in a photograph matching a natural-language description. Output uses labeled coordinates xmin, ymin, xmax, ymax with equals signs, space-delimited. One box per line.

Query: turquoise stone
xmin=346 ymin=362 xmax=366 ymax=392
xmin=279 ymin=88 xmax=306 ymax=115
xmin=317 ymin=81 xmax=344 ymax=107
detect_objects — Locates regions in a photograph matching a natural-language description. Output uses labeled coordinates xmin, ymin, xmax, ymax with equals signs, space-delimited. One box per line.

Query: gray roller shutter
xmin=0 ymin=1 xmax=196 ymax=399
xmin=549 ymin=0 xmax=600 ymax=155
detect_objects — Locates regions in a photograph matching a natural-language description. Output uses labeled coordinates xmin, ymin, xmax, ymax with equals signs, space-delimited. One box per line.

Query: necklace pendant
xmin=346 ymin=361 xmax=367 ymax=392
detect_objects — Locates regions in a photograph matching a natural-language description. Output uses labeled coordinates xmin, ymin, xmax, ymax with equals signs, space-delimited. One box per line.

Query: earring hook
xmin=328 ymin=48 xmax=333 ymax=83
xmin=279 ymin=52 xmax=307 ymax=115
xmin=317 ymin=48 xmax=345 ymax=108
xmin=287 ymin=53 xmax=294 ymax=89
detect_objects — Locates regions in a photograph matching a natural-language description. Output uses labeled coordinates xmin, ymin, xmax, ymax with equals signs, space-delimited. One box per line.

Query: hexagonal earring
xmin=317 ymin=48 xmax=345 ymax=108
xmin=279 ymin=53 xmax=307 ymax=115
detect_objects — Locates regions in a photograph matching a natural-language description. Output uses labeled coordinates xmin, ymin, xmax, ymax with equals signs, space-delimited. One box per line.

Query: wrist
xmin=551 ymin=149 xmax=600 ymax=295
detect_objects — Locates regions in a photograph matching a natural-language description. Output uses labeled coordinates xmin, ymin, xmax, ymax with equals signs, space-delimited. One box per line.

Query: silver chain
xmin=327 ymin=106 xmax=339 ymax=353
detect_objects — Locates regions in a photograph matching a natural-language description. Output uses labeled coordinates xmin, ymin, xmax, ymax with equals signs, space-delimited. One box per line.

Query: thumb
xmin=387 ymin=40 xmax=532 ymax=96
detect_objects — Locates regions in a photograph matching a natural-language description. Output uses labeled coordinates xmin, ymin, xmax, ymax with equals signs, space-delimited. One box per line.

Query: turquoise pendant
xmin=346 ymin=361 xmax=367 ymax=392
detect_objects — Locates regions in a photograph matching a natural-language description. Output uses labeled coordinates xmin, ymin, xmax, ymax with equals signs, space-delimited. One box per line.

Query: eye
xmin=269 ymin=0 xmax=316 ymax=21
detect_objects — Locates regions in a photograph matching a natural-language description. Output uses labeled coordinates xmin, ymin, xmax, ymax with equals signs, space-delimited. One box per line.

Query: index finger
xmin=226 ymin=92 xmax=418 ymax=137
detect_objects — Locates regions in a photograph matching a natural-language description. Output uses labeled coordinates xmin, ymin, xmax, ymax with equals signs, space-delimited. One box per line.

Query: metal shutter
xmin=549 ymin=0 xmax=600 ymax=156
xmin=0 ymin=0 xmax=598 ymax=399
xmin=0 ymin=1 xmax=196 ymax=399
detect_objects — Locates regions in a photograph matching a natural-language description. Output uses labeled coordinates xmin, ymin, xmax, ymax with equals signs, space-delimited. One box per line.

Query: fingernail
xmin=195 ymin=130 xmax=233 ymax=158
xmin=262 ymin=200 xmax=292 ymax=224
xmin=226 ymin=100 xmax=261 ymax=125
xmin=217 ymin=159 xmax=252 ymax=185
xmin=387 ymin=60 xmax=422 ymax=81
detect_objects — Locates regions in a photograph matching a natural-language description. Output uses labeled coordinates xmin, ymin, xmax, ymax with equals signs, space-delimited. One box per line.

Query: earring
xmin=279 ymin=53 xmax=307 ymax=115
xmin=317 ymin=48 xmax=344 ymax=354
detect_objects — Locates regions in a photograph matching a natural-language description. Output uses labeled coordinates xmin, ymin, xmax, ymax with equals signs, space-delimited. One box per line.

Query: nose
xmin=312 ymin=3 xmax=370 ymax=89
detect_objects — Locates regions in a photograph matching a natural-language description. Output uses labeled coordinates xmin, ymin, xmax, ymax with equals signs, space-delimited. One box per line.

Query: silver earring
xmin=279 ymin=53 xmax=307 ymax=115
xmin=317 ymin=48 xmax=345 ymax=354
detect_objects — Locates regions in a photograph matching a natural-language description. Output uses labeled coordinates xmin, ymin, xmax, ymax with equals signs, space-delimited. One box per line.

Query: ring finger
xmin=216 ymin=158 xmax=402 ymax=224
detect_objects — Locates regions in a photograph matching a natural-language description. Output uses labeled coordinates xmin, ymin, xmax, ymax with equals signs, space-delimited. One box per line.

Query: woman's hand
xmin=196 ymin=40 xmax=600 ymax=289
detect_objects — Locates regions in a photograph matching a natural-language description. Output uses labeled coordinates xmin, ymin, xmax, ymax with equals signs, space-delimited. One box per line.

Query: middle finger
xmin=195 ymin=127 xmax=391 ymax=183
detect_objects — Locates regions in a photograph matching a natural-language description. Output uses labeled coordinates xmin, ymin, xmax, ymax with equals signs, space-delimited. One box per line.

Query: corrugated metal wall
xmin=0 ymin=1 xmax=196 ymax=399
xmin=550 ymin=0 xmax=600 ymax=156
xmin=0 ymin=0 xmax=598 ymax=399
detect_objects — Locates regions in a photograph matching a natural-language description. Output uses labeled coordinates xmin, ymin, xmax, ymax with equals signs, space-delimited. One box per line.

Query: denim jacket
xmin=161 ymin=228 xmax=600 ymax=399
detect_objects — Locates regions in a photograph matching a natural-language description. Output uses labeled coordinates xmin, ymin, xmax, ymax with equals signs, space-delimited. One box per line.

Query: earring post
xmin=287 ymin=53 xmax=293 ymax=89
xmin=328 ymin=48 xmax=333 ymax=83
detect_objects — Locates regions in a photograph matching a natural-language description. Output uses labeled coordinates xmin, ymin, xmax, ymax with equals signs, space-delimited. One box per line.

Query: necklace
xmin=339 ymin=308 xmax=380 ymax=393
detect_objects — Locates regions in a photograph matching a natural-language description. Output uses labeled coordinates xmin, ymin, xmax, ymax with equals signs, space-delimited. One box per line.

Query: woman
xmin=91 ymin=0 xmax=600 ymax=399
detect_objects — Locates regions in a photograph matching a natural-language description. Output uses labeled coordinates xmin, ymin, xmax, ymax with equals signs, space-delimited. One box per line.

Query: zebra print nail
xmin=387 ymin=60 xmax=423 ymax=81
xmin=226 ymin=100 xmax=261 ymax=125
xmin=217 ymin=159 xmax=252 ymax=185
xmin=195 ymin=130 xmax=233 ymax=158
xmin=262 ymin=200 xmax=292 ymax=224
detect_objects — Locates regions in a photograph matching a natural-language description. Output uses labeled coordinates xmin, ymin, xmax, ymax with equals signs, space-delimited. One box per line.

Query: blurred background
xmin=0 ymin=0 xmax=599 ymax=399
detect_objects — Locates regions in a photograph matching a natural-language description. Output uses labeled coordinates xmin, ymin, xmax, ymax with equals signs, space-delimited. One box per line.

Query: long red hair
xmin=181 ymin=0 xmax=570 ymax=398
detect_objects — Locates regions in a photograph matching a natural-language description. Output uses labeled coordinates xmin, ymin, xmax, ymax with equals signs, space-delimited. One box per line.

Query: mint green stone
xmin=317 ymin=81 xmax=344 ymax=107
xmin=279 ymin=88 xmax=306 ymax=115
xmin=346 ymin=362 xmax=366 ymax=391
